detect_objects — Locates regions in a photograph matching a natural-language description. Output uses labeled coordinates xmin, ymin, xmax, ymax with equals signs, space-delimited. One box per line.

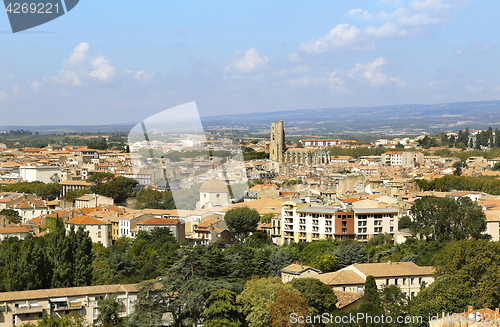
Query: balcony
xmin=15 ymin=306 xmax=46 ymax=314
xmin=53 ymin=302 xmax=82 ymax=311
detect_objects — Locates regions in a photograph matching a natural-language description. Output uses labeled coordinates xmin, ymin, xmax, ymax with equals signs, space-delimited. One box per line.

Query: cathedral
xmin=269 ymin=121 xmax=330 ymax=165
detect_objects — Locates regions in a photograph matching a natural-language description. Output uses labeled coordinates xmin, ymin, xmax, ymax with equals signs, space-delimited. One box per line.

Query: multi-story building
xmin=65 ymin=216 xmax=112 ymax=247
xmin=353 ymin=208 xmax=398 ymax=241
xmin=0 ymin=283 xmax=138 ymax=326
xmin=10 ymin=198 xmax=48 ymax=224
xmin=299 ymin=139 xmax=340 ymax=147
xmin=74 ymin=194 xmax=114 ymax=209
xmin=282 ymin=202 xmax=398 ymax=244
xmin=382 ymin=151 xmax=424 ymax=167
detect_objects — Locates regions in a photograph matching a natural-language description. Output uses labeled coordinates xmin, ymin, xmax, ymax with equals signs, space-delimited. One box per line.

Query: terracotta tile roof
xmin=0 ymin=226 xmax=29 ymax=234
xmin=136 ymin=218 xmax=181 ymax=226
xmin=334 ymin=290 xmax=364 ymax=309
xmin=351 ymin=262 xmax=434 ymax=277
xmin=195 ymin=218 xmax=221 ymax=229
xmin=0 ymin=284 xmax=138 ymax=302
xmin=307 ymin=270 xmax=365 ymax=286
xmin=65 ymin=215 xmax=109 ymax=225
xmin=282 ymin=263 xmax=320 ymax=274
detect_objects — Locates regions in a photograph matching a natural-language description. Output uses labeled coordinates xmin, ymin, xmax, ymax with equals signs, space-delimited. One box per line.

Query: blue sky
xmin=0 ymin=0 xmax=499 ymax=125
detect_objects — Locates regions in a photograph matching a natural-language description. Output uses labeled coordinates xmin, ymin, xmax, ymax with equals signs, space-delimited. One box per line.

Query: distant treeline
xmin=416 ymin=175 xmax=500 ymax=195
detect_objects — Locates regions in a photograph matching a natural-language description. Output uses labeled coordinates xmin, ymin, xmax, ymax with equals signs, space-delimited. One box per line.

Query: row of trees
xmin=0 ymin=181 xmax=61 ymax=200
xmin=416 ymin=175 xmax=500 ymax=195
xmin=0 ymin=219 xmax=93 ymax=291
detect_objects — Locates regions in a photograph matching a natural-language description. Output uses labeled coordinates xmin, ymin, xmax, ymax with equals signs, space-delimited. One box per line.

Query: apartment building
xmin=74 ymin=194 xmax=114 ymax=209
xmin=0 ymin=284 xmax=138 ymax=326
xmin=10 ymin=199 xmax=48 ymax=224
xmin=282 ymin=202 xmax=398 ymax=244
xmin=354 ymin=208 xmax=398 ymax=241
xmin=382 ymin=151 xmax=424 ymax=167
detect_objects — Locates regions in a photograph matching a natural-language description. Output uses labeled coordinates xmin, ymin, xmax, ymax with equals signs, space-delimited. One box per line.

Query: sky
xmin=0 ymin=0 xmax=500 ymax=125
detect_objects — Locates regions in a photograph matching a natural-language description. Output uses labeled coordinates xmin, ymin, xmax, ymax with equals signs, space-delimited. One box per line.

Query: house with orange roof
xmin=136 ymin=217 xmax=185 ymax=242
xmin=65 ymin=215 xmax=112 ymax=247
xmin=10 ymin=198 xmax=48 ymax=224
xmin=0 ymin=226 xmax=30 ymax=241
xmin=192 ymin=218 xmax=234 ymax=245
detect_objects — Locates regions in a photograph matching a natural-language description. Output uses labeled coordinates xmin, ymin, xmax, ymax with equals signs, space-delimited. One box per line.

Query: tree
xmin=379 ymin=284 xmax=408 ymax=319
xmin=357 ymin=275 xmax=384 ymax=327
xmin=410 ymin=196 xmax=488 ymax=242
xmin=398 ymin=215 xmax=412 ymax=230
xmin=410 ymin=275 xmax=472 ymax=327
xmin=493 ymin=162 xmax=500 ymax=171
xmin=289 ymin=277 xmax=337 ymax=318
xmin=268 ymin=248 xmax=293 ymax=277
xmin=73 ymin=227 xmax=94 ymax=287
xmin=260 ymin=213 xmax=274 ymax=224
xmin=97 ymin=294 xmax=123 ymax=326
xmin=22 ymin=314 xmax=89 ymax=327
xmin=237 ymin=277 xmax=296 ymax=327
xmin=0 ymin=209 xmax=21 ymax=224
xmin=334 ymin=242 xmax=367 ymax=269
xmin=269 ymin=286 xmax=308 ymax=327
xmin=309 ymin=252 xmax=337 ymax=273
xmin=87 ymin=172 xmax=115 ymax=184
xmin=432 ymin=240 xmax=500 ymax=308
xmin=203 ymin=289 xmax=242 ymax=327
xmin=224 ymin=207 xmax=260 ymax=238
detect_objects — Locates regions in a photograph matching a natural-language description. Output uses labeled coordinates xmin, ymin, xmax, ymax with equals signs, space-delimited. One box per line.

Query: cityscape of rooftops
xmin=1 ymin=1 xmax=500 ymax=327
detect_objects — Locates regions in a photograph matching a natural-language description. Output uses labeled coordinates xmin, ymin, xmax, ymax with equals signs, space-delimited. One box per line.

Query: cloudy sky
xmin=0 ymin=0 xmax=499 ymax=125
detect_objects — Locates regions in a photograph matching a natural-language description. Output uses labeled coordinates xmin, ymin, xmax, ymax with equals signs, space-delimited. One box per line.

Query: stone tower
xmin=270 ymin=120 xmax=285 ymax=163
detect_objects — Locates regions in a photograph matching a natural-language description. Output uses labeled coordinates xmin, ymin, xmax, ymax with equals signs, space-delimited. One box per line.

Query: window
xmin=93 ymin=307 xmax=99 ymax=317
xmin=98 ymin=225 xmax=101 ymax=230
xmin=357 ymin=286 xmax=364 ymax=293
xmin=411 ymin=292 xmax=415 ymax=298
xmin=403 ymin=278 xmax=407 ymax=285
xmin=411 ymin=278 xmax=415 ymax=285
xmin=216 ymin=193 xmax=220 ymax=198
xmin=342 ymin=221 xmax=347 ymax=226
xmin=386 ymin=279 xmax=390 ymax=285
xmin=98 ymin=231 xmax=102 ymax=238
xmin=342 ymin=228 xmax=347 ymax=233
xmin=342 ymin=287 xmax=346 ymax=291
xmin=419 ymin=277 xmax=423 ymax=284
xmin=26 ymin=314 xmax=30 ymax=318
xmin=395 ymin=279 xmax=398 ymax=285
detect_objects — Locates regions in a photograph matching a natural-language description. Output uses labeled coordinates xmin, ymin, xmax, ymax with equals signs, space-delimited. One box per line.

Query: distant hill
xmin=2 ymin=100 xmax=500 ymax=135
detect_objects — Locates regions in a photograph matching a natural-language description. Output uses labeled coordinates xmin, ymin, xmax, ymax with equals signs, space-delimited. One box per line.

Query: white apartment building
xmin=353 ymin=208 xmax=398 ymax=241
xmin=65 ymin=216 xmax=112 ymax=247
xmin=382 ymin=151 xmax=424 ymax=167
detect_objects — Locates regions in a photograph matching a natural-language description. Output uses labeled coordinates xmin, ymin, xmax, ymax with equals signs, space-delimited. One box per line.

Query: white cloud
xmin=68 ymin=42 xmax=89 ymax=65
xmin=28 ymin=81 xmax=40 ymax=92
xmin=389 ymin=76 xmax=407 ymax=86
xmin=12 ymin=85 xmax=21 ymax=97
xmin=0 ymin=91 xmax=6 ymax=102
xmin=299 ymin=23 xmax=372 ymax=54
xmin=328 ymin=69 xmax=345 ymax=90
xmin=346 ymin=8 xmax=374 ymax=19
xmin=349 ymin=57 xmax=389 ymax=85
xmin=90 ymin=56 xmax=117 ymax=82
xmin=364 ymin=22 xmax=405 ymax=38
xmin=290 ymin=64 xmax=311 ymax=74
xmin=134 ymin=71 xmax=155 ymax=82
xmin=456 ymin=41 xmax=492 ymax=57
xmin=224 ymin=47 xmax=269 ymax=73
xmin=57 ymin=69 xmax=82 ymax=86
xmin=286 ymin=52 xmax=302 ymax=63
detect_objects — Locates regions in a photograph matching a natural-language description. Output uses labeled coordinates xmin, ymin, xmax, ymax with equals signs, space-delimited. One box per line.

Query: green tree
xmin=357 ymin=275 xmax=384 ymax=327
xmin=237 ymin=277 xmax=296 ymax=327
xmin=398 ymin=215 xmax=412 ymax=230
xmin=268 ymin=248 xmax=293 ymax=277
xmin=97 ymin=294 xmax=123 ymax=326
xmin=309 ymin=252 xmax=337 ymax=273
xmin=224 ymin=207 xmax=260 ymax=238
xmin=203 ymin=289 xmax=242 ymax=327
xmin=0 ymin=208 xmax=21 ymax=224
xmin=269 ymin=286 xmax=308 ymax=327
xmin=493 ymin=162 xmax=500 ymax=171
xmin=334 ymin=242 xmax=367 ymax=268
xmin=74 ymin=227 xmax=93 ymax=287
xmin=289 ymin=277 xmax=337 ymax=319
xmin=410 ymin=196 xmax=488 ymax=242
